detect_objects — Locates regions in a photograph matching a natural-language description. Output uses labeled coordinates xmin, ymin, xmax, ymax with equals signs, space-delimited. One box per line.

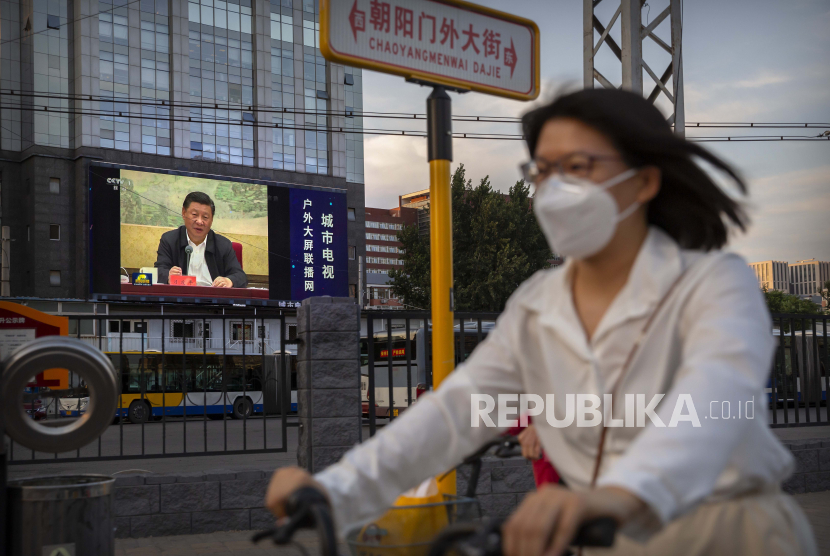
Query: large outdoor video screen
xmin=89 ymin=164 xmax=349 ymax=304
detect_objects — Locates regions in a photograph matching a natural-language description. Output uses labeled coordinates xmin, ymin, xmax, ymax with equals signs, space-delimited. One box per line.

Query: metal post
xmin=670 ymin=0 xmax=685 ymax=137
xmin=427 ymin=85 xmax=455 ymax=495
xmin=582 ymin=0 xmax=595 ymax=89
xmin=585 ymin=0 xmax=684 ymax=136
xmin=1 ymin=417 xmax=7 ymax=555
xmin=358 ymin=255 xmax=364 ymax=308
xmin=620 ymin=0 xmax=643 ymax=93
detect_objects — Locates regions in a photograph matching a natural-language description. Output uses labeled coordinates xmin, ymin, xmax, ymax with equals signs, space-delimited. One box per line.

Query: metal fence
xmin=11 ymin=311 xmax=295 ymax=464
xmin=361 ymin=311 xmax=499 ymax=437
xmin=768 ymin=314 xmax=828 ymax=427
xmin=361 ymin=311 xmax=829 ymax=434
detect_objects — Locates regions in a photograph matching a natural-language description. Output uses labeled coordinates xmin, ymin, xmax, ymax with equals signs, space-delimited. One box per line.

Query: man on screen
xmin=154 ymin=192 xmax=248 ymax=288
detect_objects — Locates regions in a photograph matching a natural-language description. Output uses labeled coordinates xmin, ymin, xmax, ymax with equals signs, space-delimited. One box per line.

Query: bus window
xmin=141 ymin=355 xmax=162 ymax=392
xmin=224 ymin=355 xmax=264 ymax=392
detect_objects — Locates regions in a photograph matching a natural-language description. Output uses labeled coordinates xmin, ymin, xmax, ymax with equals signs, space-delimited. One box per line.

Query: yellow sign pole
xmin=427 ymin=86 xmax=456 ymax=495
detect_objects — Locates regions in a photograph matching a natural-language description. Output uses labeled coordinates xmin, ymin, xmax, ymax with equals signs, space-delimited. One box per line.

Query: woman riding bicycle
xmin=267 ymin=89 xmax=817 ymax=556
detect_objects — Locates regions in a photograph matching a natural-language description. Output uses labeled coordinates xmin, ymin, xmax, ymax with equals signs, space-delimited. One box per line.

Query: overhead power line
xmin=0 ymin=0 xmax=144 ymax=47
xmin=2 ymin=91 xmax=828 ymax=130
xmin=2 ymin=102 xmax=829 ymax=143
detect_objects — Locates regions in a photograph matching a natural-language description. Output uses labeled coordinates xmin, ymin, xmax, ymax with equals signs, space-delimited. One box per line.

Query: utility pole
xmin=584 ymin=0 xmax=685 ymax=136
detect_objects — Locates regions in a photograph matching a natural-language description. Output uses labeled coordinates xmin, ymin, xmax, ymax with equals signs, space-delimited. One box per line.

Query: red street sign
xmin=321 ymin=0 xmax=540 ymax=101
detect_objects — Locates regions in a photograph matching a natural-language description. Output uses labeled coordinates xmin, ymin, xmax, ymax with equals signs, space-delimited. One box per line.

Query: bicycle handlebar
xmin=251 ymin=486 xmax=338 ymax=556
xmin=428 ymin=516 xmax=617 ymax=556
xmin=253 ymin=437 xmax=613 ymax=556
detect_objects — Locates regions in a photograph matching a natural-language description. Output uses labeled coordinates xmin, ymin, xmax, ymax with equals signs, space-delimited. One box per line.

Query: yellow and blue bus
xmin=107 ymin=351 xmax=291 ymax=423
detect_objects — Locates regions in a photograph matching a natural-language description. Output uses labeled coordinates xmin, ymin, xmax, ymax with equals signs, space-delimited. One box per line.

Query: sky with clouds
xmin=358 ymin=0 xmax=830 ymax=264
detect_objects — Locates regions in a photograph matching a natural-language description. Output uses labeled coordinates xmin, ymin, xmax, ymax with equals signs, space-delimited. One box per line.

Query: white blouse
xmin=315 ymin=227 xmax=794 ymax=539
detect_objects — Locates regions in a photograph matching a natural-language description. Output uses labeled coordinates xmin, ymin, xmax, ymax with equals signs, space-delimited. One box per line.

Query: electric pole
xmin=584 ymin=0 xmax=685 ymax=136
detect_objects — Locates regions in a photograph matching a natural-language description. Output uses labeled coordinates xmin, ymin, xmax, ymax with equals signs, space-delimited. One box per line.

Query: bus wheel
xmin=128 ymin=400 xmax=151 ymax=424
xmin=232 ymin=398 xmax=253 ymax=419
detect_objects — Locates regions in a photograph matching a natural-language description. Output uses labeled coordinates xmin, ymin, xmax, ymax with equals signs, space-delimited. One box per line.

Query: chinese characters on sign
xmin=300 ymin=198 xmax=338 ymax=293
xmin=289 ymin=188 xmax=348 ymax=300
xmin=323 ymin=0 xmax=538 ymax=100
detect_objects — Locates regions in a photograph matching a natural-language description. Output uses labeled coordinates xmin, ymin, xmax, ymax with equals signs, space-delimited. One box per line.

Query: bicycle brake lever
xmin=251 ymin=486 xmax=329 ymax=545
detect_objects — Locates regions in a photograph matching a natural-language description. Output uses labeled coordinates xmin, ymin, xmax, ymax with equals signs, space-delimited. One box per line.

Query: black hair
xmin=521 ymin=88 xmax=748 ymax=251
xmin=183 ymin=191 xmax=215 ymax=215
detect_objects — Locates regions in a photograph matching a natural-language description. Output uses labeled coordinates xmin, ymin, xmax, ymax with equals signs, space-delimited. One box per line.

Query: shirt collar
xmin=186 ymin=232 xmax=207 ymax=250
xmin=527 ymin=227 xmax=685 ymax=355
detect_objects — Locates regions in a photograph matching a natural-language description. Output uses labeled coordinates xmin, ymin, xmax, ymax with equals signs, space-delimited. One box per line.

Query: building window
xmin=349 ymin=245 xmax=356 ymax=260
xmin=231 ymin=322 xmax=253 ymax=341
xmin=348 ymin=208 xmax=356 ymax=221
xmin=68 ymin=320 xmax=95 ymax=336
xmin=49 ymin=270 xmax=61 ymax=286
xmin=49 ymin=178 xmax=60 ymax=194
xmin=188 ymin=0 xmax=255 ymax=166
xmin=171 ymin=320 xmax=195 ymax=338
xmin=49 ymin=224 xmax=60 ymax=240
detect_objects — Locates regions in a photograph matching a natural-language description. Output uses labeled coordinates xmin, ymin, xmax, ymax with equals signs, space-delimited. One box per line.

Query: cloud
xmin=729 ymin=164 xmax=830 ymax=262
xmin=733 ymin=71 xmax=792 ymax=89
xmin=364 ymin=135 xmax=428 ymax=209
xmin=362 ymin=74 xmax=567 ymax=210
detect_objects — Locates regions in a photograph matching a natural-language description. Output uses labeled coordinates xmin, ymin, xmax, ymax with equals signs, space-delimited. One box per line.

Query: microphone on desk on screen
xmin=184 ymin=245 xmax=193 ymax=275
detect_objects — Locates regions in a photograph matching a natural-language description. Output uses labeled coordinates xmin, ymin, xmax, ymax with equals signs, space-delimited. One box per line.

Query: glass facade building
xmin=0 ymin=0 xmax=366 ymax=298
xmin=1 ymin=0 xmax=364 ymax=181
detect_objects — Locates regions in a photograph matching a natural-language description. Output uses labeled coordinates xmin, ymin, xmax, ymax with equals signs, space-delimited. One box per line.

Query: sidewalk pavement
xmin=117 ymin=492 xmax=830 ymax=556
xmin=115 ymin=529 xmax=346 ymax=555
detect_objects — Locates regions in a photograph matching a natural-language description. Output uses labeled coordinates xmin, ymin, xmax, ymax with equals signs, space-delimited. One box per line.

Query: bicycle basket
xmin=346 ymin=494 xmax=481 ymax=556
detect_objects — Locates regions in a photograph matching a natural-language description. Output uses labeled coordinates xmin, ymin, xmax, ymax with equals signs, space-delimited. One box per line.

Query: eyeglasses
xmin=519 ymin=152 xmax=621 ymax=184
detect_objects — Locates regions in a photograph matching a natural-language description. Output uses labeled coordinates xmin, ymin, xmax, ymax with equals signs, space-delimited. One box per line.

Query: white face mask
xmin=532 ymin=169 xmax=640 ymax=260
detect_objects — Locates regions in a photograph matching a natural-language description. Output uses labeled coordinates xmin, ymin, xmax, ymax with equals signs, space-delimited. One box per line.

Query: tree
xmin=762 ymin=286 xmax=821 ymax=332
xmin=389 ymin=164 xmax=552 ymax=312
xmin=762 ymin=287 xmax=821 ymax=315
xmin=821 ymin=280 xmax=830 ymax=313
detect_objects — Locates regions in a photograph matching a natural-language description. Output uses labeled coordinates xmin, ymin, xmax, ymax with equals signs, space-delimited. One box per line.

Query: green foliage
xmin=387 ymin=223 xmax=432 ymax=310
xmin=389 ymin=164 xmax=552 ymax=312
xmin=763 ymin=287 xmax=821 ymax=315
xmin=821 ymin=280 xmax=830 ymax=313
xmin=762 ymin=287 xmax=821 ymax=332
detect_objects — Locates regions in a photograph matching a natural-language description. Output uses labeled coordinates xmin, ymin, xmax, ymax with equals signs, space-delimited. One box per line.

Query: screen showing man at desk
xmin=89 ymin=164 xmax=349 ymax=303
xmin=119 ymin=169 xmax=266 ymax=287
xmin=154 ymin=192 xmax=248 ymax=288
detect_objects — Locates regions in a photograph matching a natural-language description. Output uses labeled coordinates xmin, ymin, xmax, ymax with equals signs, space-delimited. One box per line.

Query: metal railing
xmin=361 ymin=311 xmax=498 ymax=437
xmin=361 ymin=311 xmax=829 ymax=434
xmin=9 ymin=311 xmax=294 ymax=464
xmin=77 ymin=335 xmax=283 ymax=355
xmin=768 ymin=314 xmax=828 ymax=427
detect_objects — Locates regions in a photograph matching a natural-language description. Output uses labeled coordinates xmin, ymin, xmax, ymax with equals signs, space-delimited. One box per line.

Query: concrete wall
xmin=295 ymin=296 xmax=361 ymax=473
xmin=111 ymin=460 xmax=539 ymax=539
xmin=112 ymin=469 xmax=276 ymax=538
xmin=781 ymin=439 xmax=830 ymax=495
xmin=456 ymin=456 xmax=536 ymax=518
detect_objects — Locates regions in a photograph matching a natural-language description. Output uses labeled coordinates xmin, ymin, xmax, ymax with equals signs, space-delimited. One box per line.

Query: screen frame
xmin=88 ymin=162 xmax=349 ymax=308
